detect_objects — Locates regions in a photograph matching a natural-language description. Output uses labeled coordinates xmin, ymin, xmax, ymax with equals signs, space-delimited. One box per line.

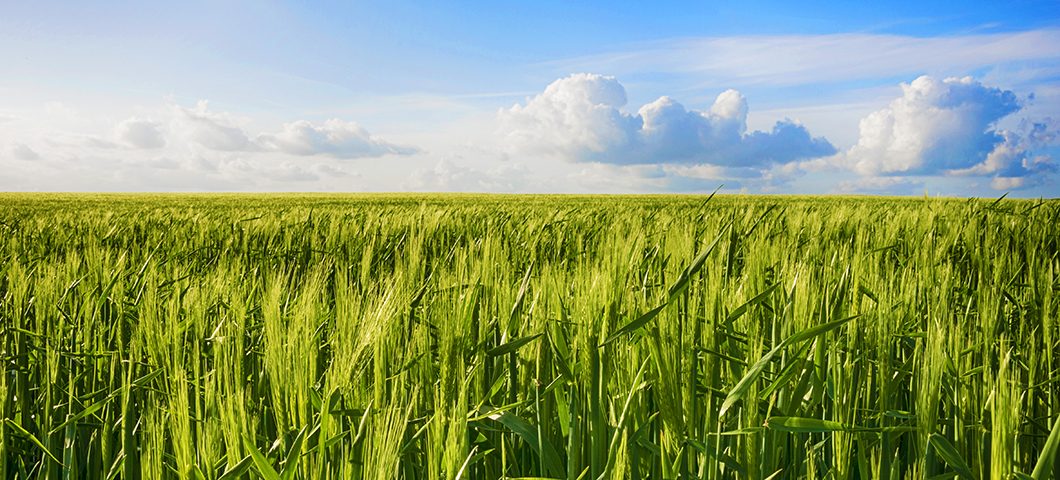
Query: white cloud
xmin=945 ymin=131 xmax=1022 ymax=176
xmin=256 ymin=118 xmax=417 ymax=159
xmin=85 ymin=136 xmax=120 ymax=149
xmin=217 ymin=158 xmax=320 ymax=184
xmin=832 ymin=176 xmax=922 ymax=195
xmin=44 ymin=101 xmax=78 ymax=118
xmin=843 ymin=76 xmax=1021 ymax=175
xmin=171 ymin=100 xmax=254 ymax=151
xmin=1021 ymin=118 xmax=1059 ymax=147
xmin=990 ymin=176 xmax=1026 ymax=190
xmin=564 ymin=163 xmax=749 ymax=193
xmin=0 ymin=96 xmax=419 ymax=191
xmin=11 ymin=142 xmax=40 ymax=160
xmin=403 ymin=158 xmax=531 ymax=192
xmin=567 ymin=164 xmax=669 ymax=191
xmin=139 ymin=156 xmax=181 ymax=169
xmin=498 ymin=73 xmax=836 ymax=167
xmin=169 ymin=100 xmax=416 ymax=159
xmin=498 ymin=74 xmax=641 ymax=159
xmin=311 ymin=163 xmax=353 ymax=178
xmin=662 ymin=164 xmax=762 ymax=180
xmin=115 ymin=117 xmax=166 ymax=148
xmin=838 ymin=75 xmax=1056 ymax=190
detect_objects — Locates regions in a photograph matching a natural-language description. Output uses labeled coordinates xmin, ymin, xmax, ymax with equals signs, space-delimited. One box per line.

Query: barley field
xmin=1 ymin=193 xmax=1058 ymax=480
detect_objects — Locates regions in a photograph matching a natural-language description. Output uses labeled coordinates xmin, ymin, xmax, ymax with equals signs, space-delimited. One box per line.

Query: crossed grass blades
xmin=1 ymin=192 xmax=1059 ymax=479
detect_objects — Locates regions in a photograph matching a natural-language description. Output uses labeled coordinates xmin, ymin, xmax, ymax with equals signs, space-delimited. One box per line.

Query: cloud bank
xmin=498 ymin=73 xmax=836 ymax=166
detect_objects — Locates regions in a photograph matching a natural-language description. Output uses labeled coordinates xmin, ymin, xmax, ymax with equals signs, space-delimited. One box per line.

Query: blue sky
xmin=2 ymin=1 xmax=1058 ymax=196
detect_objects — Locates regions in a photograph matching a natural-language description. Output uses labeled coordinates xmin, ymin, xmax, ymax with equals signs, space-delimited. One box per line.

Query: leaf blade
xmin=486 ymin=333 xmax=544 ymax=357
xmin=928 ymin=434 xmax=976 ymax=480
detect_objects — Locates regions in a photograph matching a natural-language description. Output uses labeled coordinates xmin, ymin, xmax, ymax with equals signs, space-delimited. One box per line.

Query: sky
xmin=2 ymin=1 xmax=1059 ymax=197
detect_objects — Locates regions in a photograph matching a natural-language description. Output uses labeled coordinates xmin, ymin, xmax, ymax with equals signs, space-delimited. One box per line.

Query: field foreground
xmin=1 ymin=193 xmax=1059 ymax=480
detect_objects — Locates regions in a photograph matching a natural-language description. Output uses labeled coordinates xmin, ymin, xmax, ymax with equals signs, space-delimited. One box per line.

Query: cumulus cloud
xmin=839 ymin=75 xmax=1056 ymax=190
xmin=843 ymin=76 xmax=1020 ymax=175
xmin=115 ymin=117 xmax=166 ymax=148
xmin=499 ymin=74 xmax=640 ymax=159
xmin=11 ymin=142 xmax=41 ymax=160
xmin=498 ymin=73 xmax=836 ymax=167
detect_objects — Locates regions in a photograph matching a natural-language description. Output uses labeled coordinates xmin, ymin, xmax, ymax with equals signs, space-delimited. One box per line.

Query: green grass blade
xmin=1031 ymin=414 xmax=1060 ymax=479
xmin=105 ymin=454 xmax=124 ymax=480
xmin=599 ymin=305 xmax=665 ymax=347
xmin=928 ymin=434 xmax=976 ymax=480
xmin=316 ymin=387 xmax=338 ymax=479
xmin=720 ymin=314 xmax=859 ymax=417
xmin=217 ymin=456 xmax=254 ymax=480
xmin=666 ymin=220 xmax=732 ymax=303
xmin=49 ymin=395 xmax=113 ymax=435
xmin=725 ymin=283 xmax=780 ymax=323
xmin=765 ymin=417 xmax=852 ymax=433
xmin=4 ymin=419 xmax=65 ymax=467
xmin=719 ymin=344 xmax=782 ymax=418
xmin=486 ymin=333 xmax=544 ymax=356
xmin=785 ymin=314 xmax=860 ymax=346
xmin=687 ymin=439 xmax=746 ymax=476
xmin=508 ymin=262 xmax=535 ymax=334
xmin=454 ymin=445 xmax=478 ymax=480
xmin=351 ymin=399 xmax=374 ymax=447
xmin=599 ymin=358 xmax=650 ymax=479
xmin=280 ymin=425 xmax=307 ymax=480
xmin=481 ymin=408 xmax=565 ymax=478
xmin=242 ymin=436 xmax=282 ymax=480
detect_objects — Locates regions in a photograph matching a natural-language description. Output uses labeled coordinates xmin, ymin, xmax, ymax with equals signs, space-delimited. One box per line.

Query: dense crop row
xmin=1 ymin=193 xmax=1059 ymax=480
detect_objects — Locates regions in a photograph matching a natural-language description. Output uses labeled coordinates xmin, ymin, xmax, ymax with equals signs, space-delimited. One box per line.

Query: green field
xmin=1 ymin=193 xmax=1058 ymax=480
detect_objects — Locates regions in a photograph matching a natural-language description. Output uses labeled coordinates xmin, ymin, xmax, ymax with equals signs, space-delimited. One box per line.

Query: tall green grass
xmin=1 ymin=193 xmax=1058 ymax=480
